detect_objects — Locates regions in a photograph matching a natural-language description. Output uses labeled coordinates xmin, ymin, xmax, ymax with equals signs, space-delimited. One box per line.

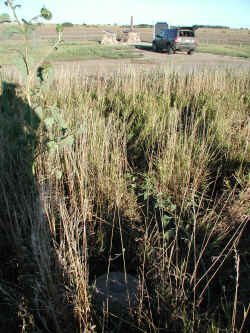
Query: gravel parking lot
xmin=2 ymin=43 xmax=250 ymax=81
xmin=53 ymin=44 xmax=250 ymax=77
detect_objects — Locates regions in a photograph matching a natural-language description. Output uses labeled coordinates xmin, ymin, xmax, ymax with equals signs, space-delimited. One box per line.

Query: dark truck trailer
xmin=152 ymin=25 xmax=198 ymax=55
xmin=154 ymin=22 xmax=169 ymax=37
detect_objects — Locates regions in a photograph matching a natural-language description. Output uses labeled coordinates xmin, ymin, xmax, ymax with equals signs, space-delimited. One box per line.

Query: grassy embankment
xmin=197 ymin=43 xmax=250 ymax=58
xmin=0 ymin=40 xmax=143 ymax=65
xmin=1 ymin=37 xmax=250 ymax=67
xmin=0 ymin=66 xmax=249 ymax=333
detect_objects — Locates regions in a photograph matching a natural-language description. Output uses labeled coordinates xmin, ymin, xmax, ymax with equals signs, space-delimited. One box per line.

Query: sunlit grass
xmin=0 ymin=39 xmax=143 ymax=65
xmin=197 ymin=43 xmax=250 ymax=58
xmin=0 ymin=67 xmax=249 ymax=332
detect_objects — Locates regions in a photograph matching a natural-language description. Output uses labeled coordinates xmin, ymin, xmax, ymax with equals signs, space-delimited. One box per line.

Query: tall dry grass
xmin=0 ymin=67 xmax=249 ymax=332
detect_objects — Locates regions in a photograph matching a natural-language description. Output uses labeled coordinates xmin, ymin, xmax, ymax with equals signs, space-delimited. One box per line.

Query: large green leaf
xmin=58 ymin=135 xmax=74 ymax=148
xmin=34 ymin=106 xmax=43 ymax=119
xmin=56 ymin=24 xmax=64 ymax=33
xmin=47 ymin=141 xmax=57 ymax=153
xmin=13 ymin=55 xmax=28 ymax=81
xmin=40 ymin=65 xmax=55 ymax=93
xmin=44 ymin=117 xmax=55 ymax=129
xmin=162 ymin=215 xmax=172 ymax=228
xmin=164 ymin=229 xmax=175 ymax=241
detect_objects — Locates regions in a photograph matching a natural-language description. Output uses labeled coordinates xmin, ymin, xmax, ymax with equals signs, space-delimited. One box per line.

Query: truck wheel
xmin=168 ymin=46 xmax=173 ymax=55
xmin=188 ymin=50 xmax=194 ymax=55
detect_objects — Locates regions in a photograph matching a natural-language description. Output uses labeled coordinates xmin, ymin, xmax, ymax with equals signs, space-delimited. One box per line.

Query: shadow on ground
xmin=0 ymin=81 xmax=76 ymax=332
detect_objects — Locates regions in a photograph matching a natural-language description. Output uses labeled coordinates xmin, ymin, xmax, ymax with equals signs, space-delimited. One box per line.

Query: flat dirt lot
xmin=53 ymin=44 xmax=250 ymax=77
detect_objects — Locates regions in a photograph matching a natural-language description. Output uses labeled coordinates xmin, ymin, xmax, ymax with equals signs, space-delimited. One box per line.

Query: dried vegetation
xmin=0 ymin=66 xmax=249 ymax=332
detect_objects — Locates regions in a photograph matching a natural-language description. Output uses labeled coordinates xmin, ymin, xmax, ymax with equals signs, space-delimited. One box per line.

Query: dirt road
xmin=3 ymin=44 xmax=250 ymax=81
xmin=53 ymin=45 xmax=250 ymax=78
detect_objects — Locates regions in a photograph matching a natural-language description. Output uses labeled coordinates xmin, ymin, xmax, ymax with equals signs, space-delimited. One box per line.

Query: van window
xmin=179 ymin=30 xmax=194 ymax=37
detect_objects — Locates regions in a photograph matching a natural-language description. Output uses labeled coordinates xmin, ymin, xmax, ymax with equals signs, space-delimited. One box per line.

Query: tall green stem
xmin=6 ymin=0 xmax=60 ymax=107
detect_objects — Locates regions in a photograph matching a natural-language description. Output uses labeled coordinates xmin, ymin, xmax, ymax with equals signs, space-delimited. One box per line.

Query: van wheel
xmin=188 ymin=50 xmax=194 ymax=55
xmin=168 ymin=46 xmax=173 ymax=55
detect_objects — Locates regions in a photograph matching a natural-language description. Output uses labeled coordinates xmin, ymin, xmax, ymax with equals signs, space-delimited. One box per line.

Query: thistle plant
xmin=1 ymin=0 xmax=63 ymax=105
xmin=0 ymin=1 xmax=74 ymax=176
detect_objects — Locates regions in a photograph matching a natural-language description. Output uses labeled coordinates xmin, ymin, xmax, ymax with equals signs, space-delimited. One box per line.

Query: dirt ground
xmin=53 ymin=44 xmax=250 ymax=78
xmin=2 ymin=43 xmax=250 ymax=81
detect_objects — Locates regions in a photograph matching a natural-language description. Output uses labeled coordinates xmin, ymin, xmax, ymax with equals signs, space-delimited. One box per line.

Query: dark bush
xmin=62 ymin=22 xmax=74 ymax=27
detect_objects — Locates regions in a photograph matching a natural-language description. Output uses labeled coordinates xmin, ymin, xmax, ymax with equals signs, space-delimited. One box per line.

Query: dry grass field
xmin=35 ymin=25 xmax=250 ymax=46
xmin=0 ymin=21 xmax=250 ymax=333
xmin=1 ymin=64 xmax=249 ymax=333
xmin=1 ymin=24 xmax=250 ymax=45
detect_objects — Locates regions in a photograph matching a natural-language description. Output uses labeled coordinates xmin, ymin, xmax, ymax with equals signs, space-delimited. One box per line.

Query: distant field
xmin=0 ymin=25 xmax=250 ymax=65
xmin=1 ymin=24 xmax=250 ymax=45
